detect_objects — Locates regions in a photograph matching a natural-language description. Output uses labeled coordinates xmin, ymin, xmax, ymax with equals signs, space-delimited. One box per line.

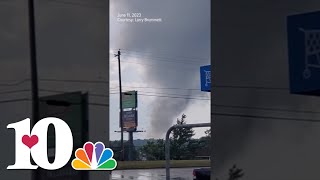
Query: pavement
xmin=112 ymin=167 xmax=197 ymax=180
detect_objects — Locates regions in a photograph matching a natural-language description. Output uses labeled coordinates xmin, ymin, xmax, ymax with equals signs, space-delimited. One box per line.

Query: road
xmin=112 ymin=167 xmax=196 ymax=180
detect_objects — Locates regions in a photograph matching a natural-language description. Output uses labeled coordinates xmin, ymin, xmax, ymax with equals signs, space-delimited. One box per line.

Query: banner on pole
xmin=200 ymin=65 xmax=211 ymax=92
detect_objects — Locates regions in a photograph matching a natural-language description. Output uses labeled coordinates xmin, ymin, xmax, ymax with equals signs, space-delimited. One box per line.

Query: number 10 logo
xmin=7 ymin=117 xmax=73 ymax=170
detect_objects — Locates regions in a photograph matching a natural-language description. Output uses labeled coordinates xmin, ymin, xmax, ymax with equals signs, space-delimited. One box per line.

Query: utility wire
xmin=107 ymin=92 xmax=210 ymax=101
xmin=39 ymin=89 xmax=209 ymax=101
xmin=135 ymin=93 xmax=210 ymax=100
xmin=40 ymin=78 xmax=109 ymax=84
xmin=110 ymin=59 xmax=198 ymax=69
xmin=214 ymin=85 xmax=288 ymax=91
xmin=0 ymin=79 xmax=290 ymax=92
xmin=110 ymin=85 xmax=200 ymax=91
xmin=3 ymin=89 xmax=318 ymax=115
xmin=2 ymin=98 xmax=319 ymax=123
xmin=47 ymin=0 xmax=105 ymax=9
xmin=0 ymin=97 xmax=108 ymax=107
xmin=121 ymin=54 xmax=206 ymax=65
xmin=0 ymin=98 xmax=29 ymax=104
xmin=0 ymin=79 xmax=30 ymax=86
xmin=112 ymin=48 xmax=209 ymax=61
xmin=0 ymin=89 xmax=30 ymax=95
xmin=1 ymin=89 xmax=317 ymax=115
xmin=109 ymin=90 xmax=208 ymax=98
xmin=213 ymin=104 xmax=320 ymax=114
xmin=212 ymin=112 xmax=320 ymax=123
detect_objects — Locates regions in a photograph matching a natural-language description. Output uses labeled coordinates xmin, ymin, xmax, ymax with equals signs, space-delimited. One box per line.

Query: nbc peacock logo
xmin=71 ymin=141 xmax=117 ymax=170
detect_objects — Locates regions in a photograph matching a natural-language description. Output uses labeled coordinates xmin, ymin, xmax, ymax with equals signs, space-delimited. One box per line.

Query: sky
xmin=0 ymin=2 xmax=210 ymax=179
xmin=109 ymin=0 xmax=211 ymax=140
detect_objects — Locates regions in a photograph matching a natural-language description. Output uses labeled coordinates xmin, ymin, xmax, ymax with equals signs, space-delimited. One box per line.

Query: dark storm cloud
xmin=111 ymin=0 xmax=210 ymax=137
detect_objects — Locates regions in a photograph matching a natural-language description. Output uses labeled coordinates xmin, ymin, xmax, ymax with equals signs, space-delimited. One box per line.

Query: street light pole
xmin=28 ymin=0 xmax=39 ymax=180
xmin=115 ymin=49 xmax=125 ymax=161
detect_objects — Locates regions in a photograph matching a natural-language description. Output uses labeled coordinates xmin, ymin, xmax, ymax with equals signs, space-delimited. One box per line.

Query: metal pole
xmin=128 ymin=130 xmax=134 ymax=161
xmin=28 ymin=1 xmax=39 ymax=180
xmin=165 ymin=123 xmax=211 ymax=180
xmin=116 ymin=50 xmax=125 ymax=161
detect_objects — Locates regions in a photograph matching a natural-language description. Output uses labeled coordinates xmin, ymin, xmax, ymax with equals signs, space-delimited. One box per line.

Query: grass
xmin=115 ymin=160 xmax=210 ymax=170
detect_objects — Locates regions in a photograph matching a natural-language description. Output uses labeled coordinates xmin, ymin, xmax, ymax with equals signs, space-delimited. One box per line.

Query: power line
xmin=0 ymin=79 xmax=29 ymax=86
xmin=110 ymin=85 xmax=200 ymax=91
xmin=212 ymin=112 xmax=320 ymax=123
xmin=214 ymin=85 xmax=288 ymax=91
xmin=40 ymin=80 xmax=287 ymax=91
xmin=107 ymin=92 xmax=210 ymax=101
xmin=112 ymin=48 xmax=209 ymax=61
xmin=47 ymin=0 xmax=105 ymax=9
xmin=40 ymin=78 xmax=109 ymax=84
xmin=0 ymin=97 xmax=108 ymax=107
xmin=0 ymin=98 xmax=29 ymax=104
xmin=110 ymin=59 xmax=198 ymax=70
xmin=213 ymin=104 xmax=320 ymax=114
xmin=40 ymin=89 xmax=66 ymax=93
xmin=40 ymin=89 xmax=209 ymax=101
xmin=1 ymin=89 xmax=318 ymax=115
xmin=0 ymin=89 xmax=30 ymax=95
xmin=136 ymin=93 xmax=210 ymax=100
xmin=122 ymin=54 xmax=206 ymax=65
xmin=40 ymin=89 xmax=206 ymax=99
xmin=110 ymin=90 xmax=208 ymax=98
xmin=0 ymin=79 xmax=290 ymax=92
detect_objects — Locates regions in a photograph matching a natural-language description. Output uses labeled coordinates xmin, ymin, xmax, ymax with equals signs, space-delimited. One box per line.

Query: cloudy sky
xmin=0 ymin=0 xmax=210 ymax=179
xmin=109 ymin=0 xmax=211 ymax=140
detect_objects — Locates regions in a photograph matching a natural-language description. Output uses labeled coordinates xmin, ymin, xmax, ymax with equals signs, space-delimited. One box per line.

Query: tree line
xmin=110 ymin=114 xmax=211 ymax=161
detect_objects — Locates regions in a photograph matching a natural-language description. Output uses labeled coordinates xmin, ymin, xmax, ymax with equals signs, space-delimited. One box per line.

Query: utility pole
xmin=114 ymin=129 xmax=145 ymax=161
xmin=28 ymin=0 xmax=39 ymax=180
xmin=127 ymin=129 xmax=144 ymax=161
xmin=115 ymin=49 xmax=125 ymax=161
xmin=128 ymin=130 xmax=133 ymax=161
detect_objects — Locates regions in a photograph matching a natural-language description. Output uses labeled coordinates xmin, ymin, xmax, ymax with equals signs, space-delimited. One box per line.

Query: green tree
xmin=110 ymin=140 xmax=138 ymax=161
xmin=170 ymin=114 xmax=195 ymax=160
xmin=197 ymin=128 xmax=211 ymax=155
xmin=139 ymin=139 xmax=165 ymax=160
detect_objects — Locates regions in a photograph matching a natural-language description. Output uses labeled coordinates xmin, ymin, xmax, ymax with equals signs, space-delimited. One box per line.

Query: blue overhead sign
xmin=287 ymin=11 xmax=320 ymax=95
xmin=200 ymin=65 xmax=211 ymax=92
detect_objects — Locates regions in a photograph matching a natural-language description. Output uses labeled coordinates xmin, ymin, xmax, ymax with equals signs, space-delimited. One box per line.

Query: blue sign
xmin=287 ymin=11 xmax=320 ymax=95
xmin=200 ymin=65 xmax=211 ymax=92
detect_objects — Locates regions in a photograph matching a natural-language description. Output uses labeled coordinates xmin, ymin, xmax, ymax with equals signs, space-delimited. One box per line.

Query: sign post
xmin=119 ymin=91 xmax=138 ymax=161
